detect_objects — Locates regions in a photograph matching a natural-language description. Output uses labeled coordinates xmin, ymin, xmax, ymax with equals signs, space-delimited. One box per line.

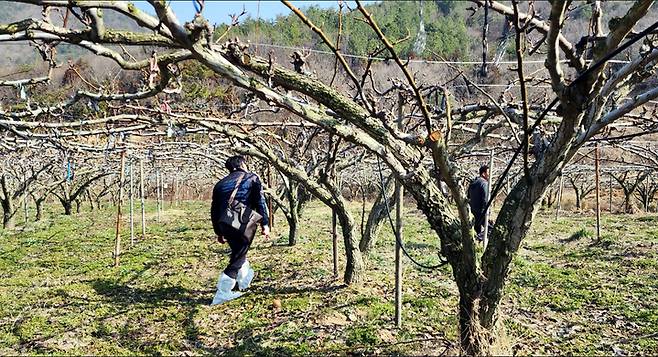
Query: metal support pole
xmin=129 ymin=159 xmax=135 ymax=246
xmin=609 ymin=174 xmax=613 ymax=212
xmin=140 ymin=160 xmax=146 ymax=239
xmin=174 ymin=176 xmax=179 ymax=207
xmin=155 ymin=168 xmax=161 ymax=222
xmin=483 ymin=149 xmax=494 ymax=248
xmin=23 ymin=192 xmax=28 ymax=225
xmin=268 ymin=165 xmax=274 ymax=231
xmin=332 ymin=209 xmax=338 ymax=279
xmin=159 ymin=171 xmax=165 ymax=213
xmin=169 ymin=177 xmax=174 ymax=208
xmin=22 ymin=171 xmax=28 ymax=225
xmin=113 ymin=151 xmax=126 ymax=267
xmin=394 ymin=93 xmax=404 ymax=327
xmin=556 ymin=174 xmax=564 ymax=220
xmin=394 ymin=182 xmax=403 ymax=327
xmin=595 ymin=143 xmax=601 ymax=241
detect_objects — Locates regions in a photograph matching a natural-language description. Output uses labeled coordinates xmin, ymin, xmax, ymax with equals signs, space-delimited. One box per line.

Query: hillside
xmin=218 ymin=1 xmax=652 ymax=62
xmin=0 ymin=2 xmax=146 ymax=65
xmin=2 ymin=1 xmax=654 ymax=67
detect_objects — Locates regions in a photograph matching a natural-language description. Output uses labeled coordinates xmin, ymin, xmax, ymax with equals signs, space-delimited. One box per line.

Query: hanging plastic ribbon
xmin=66 ymin=161 xmax=72 ymax=183
xmin=88 ymin=98 xmax=100 ymax=112
xmin=18 ymin=84 xmax=27 ymax=100
xmin=192 ymin=0 xmax=204 ymax=15
xmin=167 ymin=122 xmax=174 ymax=138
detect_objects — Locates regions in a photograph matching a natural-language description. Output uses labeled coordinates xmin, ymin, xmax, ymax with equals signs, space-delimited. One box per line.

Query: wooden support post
xmin=556 ymin=174 xmax=564 ymax=220
xmin=169 ymin=177 xmax=174 ymax=208
xmin=113 ymin=151 xmax=126 ymax=267
xmin=595 ymin=143 xmax=601 ymax=241
xmin=23 ymin=192 xmax=28 ymax=225
xmin=63 ymin=156 xmax=71 ymax=207
xmin=159 ymin=171 xmax=165 ymax=213
xmin=483 ymin=150 xmax=494 ymax=248
xmin=332 ymin=209 xmax=338 ymax=279
xmin=174 ymin=176 xmax=179 ymax=207
xmin=22 ymin=171 xmax=28 ymax=225
xmin=609 ymin=174 xmax=613 ymax=212
xmin=394 ymin=181 xmax=403 ymax=327
xmin=155 ymin=168 xmax=161 ymax=222
xmin=129 ymin=159 xmax=135 ymax=246
xmin=140 ymin=160 xmax=146 ymax=239
xmin=267 ymin=165 xmax=274 ymax=231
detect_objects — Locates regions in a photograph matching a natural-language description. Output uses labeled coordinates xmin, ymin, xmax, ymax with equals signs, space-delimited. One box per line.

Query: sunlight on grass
xmin=0 ymin=201 xmax=655 ymax=354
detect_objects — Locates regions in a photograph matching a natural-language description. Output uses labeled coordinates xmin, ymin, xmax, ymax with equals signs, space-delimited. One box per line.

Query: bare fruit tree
xmin=1 ymin=0 xmax=658 ymax=354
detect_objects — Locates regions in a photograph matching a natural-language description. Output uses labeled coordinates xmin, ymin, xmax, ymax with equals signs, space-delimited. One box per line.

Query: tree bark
xmin=334 ymin=202 xmax=364 ymax=284
xmin=62 ymin=199 xmax=73 ymax=215
xmin=1 ymin=198 xmax=15 ymax=229
xmin=34 ymin=198 xmax=43 ymax=222
xmin=287 ymin=182 xmax=300 ymax=246
xmin=359 ymin=175 xmax=395 ymax=253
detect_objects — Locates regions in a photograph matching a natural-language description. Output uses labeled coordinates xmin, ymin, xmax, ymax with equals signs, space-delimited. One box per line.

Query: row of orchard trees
xmin=1 ymin=0 xmax=658 ymax=354
xmin=0 ymin=148 xmax=112 ymax=228
xmin=543 ymin=143 xmax=658 ymax=213
xmin=0 ymin=141 xmax=228 ymax=229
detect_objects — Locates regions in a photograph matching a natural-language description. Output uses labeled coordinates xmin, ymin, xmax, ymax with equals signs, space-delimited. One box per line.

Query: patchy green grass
xmin=0 ymin=200 xmax=656 ymax=355
xmin=511 ymin=213 xmax=658 ymax=354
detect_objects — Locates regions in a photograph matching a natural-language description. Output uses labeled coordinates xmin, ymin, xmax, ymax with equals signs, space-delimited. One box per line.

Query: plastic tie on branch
xmin=192 ymin=0 xmax=205 ymax=15
xmin=66 ymin=161 xmax=72 ymax=183
xmin=16 ymin=83 xmax=27 ymax=100
xmin=427 ymin=130 xmax=442 ymax=143
xmin=167 ymin=123 xmax=174 ymax=138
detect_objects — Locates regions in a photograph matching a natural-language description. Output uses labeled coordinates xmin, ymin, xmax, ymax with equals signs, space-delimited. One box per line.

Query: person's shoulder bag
xmin=218 ymin=173 xmax=263 ymax=240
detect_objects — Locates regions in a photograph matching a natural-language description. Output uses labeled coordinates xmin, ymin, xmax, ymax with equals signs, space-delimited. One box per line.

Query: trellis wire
xmin=376 ymin=157 xmax=448 ymax=270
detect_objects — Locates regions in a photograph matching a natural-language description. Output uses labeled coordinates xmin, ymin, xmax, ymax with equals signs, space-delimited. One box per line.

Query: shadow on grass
xmin=91 ymin=279 xmax=211 ymax=307
xmin=219 ymin=338 xmax=305 ymax=357
xmin=403 ymin=241 xmax=438 ymax=250
xmin=250 ymin=282 xmax=346 ymax=296
xmin=88 ymin=279 xmax=215 ymax=354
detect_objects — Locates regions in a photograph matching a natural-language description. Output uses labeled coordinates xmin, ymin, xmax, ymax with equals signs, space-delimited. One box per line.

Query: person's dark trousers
xmin=473 ymin=213 xmax=485 ymax=235
xmin=224 ymin=231 xmax=251 ymax=279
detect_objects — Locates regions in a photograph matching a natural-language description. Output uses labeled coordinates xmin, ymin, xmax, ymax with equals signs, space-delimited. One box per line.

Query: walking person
xmin=210 ymin=155 xmax=270 ymax=305
xmin=467 ymin=165 xmax=490 ymax=241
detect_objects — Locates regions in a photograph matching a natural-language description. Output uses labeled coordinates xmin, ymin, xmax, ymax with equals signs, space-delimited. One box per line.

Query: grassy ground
xmin=0 ymin=200 xmax=656 ymax=355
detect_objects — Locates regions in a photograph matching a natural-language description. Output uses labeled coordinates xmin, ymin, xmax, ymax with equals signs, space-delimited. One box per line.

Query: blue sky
xmin=135 ymin=1 xmax=363 ymax=25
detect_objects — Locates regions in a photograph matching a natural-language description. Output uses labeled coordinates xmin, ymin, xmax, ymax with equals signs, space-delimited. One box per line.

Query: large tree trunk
xmin=2 ymin=198 xmax=15 ymax=229
xmin=476 ymin=164 xmax=563 ymax=352
xmin=296 ymin=186 xmax=312 ymax=217
xmin=403 ymin=161 xmax=555 ymax=354
xmin=623 ymin=191 xmax=633 ymax=213
xmin=287 ymin=182 xmax=300 ymax=246
xmin=35 ymin=198 xmax=44 ymax=222
xmin=544 ymin=186 xmax=557 ymax=208
xmin=334 ymin=203 xmax=364 ymax=285
xmin=359 ymin=176 xmax=395 ymax=253
xmin=87 ymin=190 xmax=95 ymax=211
xmin=62 ymin=200 xmax=73 ymax=215
xmin=398 ymin=168 xmax=485 ymax=353
xmin=288 ymin=213 xmax=298 ymax=246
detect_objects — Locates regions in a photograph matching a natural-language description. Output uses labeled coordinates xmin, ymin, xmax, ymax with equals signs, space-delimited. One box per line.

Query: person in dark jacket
xmin=210 ymin=155 xmax=270 ymax=305
xmin=467 ymin=165 xmax=489 ymax=240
